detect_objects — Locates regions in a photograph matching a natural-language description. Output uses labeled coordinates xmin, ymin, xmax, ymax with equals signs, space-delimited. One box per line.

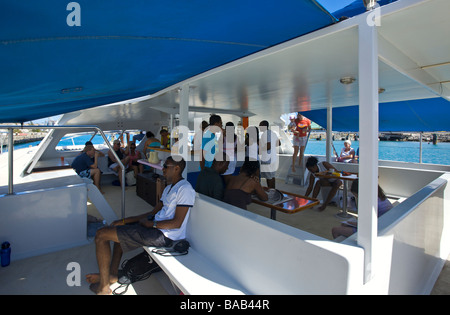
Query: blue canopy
xmin=332 ymin=0 xmax=398 ymax=19
xmin=300 ymin=97 xmax=450 ymax=132
xmin=0 ymin=0 xmax=336 ymax=123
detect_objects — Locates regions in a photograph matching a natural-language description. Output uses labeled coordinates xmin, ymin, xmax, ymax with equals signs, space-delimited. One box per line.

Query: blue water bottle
xmin=1 ymin=242 xmax=11 ymax=267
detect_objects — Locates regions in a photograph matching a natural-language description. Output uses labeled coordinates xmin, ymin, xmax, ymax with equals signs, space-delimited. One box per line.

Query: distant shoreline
xmin=1 ymin=133 xmax=46 ymax=148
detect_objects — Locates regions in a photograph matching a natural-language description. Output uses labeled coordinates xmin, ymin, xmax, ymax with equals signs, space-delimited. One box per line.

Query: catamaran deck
xmin=0 ymin=167 xmax=448 ymax=295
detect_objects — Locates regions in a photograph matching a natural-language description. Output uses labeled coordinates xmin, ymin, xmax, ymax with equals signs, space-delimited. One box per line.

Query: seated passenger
xmin=71 ymin=145 xmax=103 ymax=193
xmin=108 ymin=140 xmax=129 ymax=186
xmin=124 ymin=141 xmax=143 ymax=177
xmin=305 ymin=156 xmax=342 ymax=211
xmin=338 ymin=140 xmax=355 ymax=163
xmin=331 ymin=179 xmax=393 ymax=239
xmin=195 ymin=155 xmax=229 ymax=201
xmin=223 ymin=159 xmax=268 ymax=210
xmin=86 ymin=156 xmax=195 ymax=295
xmin=81 ymin=141 xmax=105 ymax=157
xmin=142 ymin=131 xmax=161 ymax=158
xmin=160 ymin=129 xmax=170 ymax=149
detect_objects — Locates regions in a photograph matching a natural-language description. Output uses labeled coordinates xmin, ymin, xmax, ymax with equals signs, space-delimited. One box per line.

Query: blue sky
xmin=317 ymin=0 xmax=356 ymax=13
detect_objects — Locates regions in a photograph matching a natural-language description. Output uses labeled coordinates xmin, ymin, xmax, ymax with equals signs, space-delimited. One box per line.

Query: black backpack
xmin=113 ymin=250 xmax=161 ymax=295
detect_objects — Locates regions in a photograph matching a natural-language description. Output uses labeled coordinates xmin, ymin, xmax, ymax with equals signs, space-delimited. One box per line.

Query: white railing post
xmin=357 ymin=9 xmax=379 ymax=283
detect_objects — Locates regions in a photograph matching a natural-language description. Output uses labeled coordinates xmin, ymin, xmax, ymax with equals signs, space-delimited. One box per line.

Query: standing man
xmin=259 ymin=120 xmax=280 ymax=189
xmin=201 ymin=114 xmax=224 ymax=170
xmin=71 ymin=145 xmax=103 ymax=193
xmin=86 ymin=156 xmax=195 ymax=295
xmin=195 ymin=155 xmax=229 ymax=200
xmin=291 ymin=113 xmax=311 ymax=172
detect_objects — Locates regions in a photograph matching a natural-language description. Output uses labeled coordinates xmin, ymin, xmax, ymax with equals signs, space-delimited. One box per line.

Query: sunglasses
xmin=163 ymin=163 xmax=175 ymax=169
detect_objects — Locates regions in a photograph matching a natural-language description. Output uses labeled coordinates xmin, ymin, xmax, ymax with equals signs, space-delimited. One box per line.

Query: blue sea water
xmin=306 ymin=140 xmax=450 ymax=166
xmin=9 ymin=134 xmax=450 ymax=166
xmin=10 ymin=134 xmax=111 ymax=151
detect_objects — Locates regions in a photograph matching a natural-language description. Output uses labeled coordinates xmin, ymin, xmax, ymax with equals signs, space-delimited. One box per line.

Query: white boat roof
xmin=58 ymin=0 xmax=450 ymax=131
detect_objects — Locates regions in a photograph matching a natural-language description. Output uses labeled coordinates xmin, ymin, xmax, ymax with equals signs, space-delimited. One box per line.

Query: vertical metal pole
xmin=8 ymin=128 xmax=14 ymax=195
xmin=419 ymin=132 xmax=423 ymax=163
xmin=96 ymin=129 xmax=126 ymax=219
xmin=169 ymin=114 xmax=174 ymax=148
xmin=179 ymin=85 xmax=190 ymax=178
xmin=357 ymin=14 xmax=379 ymax=283
xmin=326 ymin=103 xmax=333 ymax=163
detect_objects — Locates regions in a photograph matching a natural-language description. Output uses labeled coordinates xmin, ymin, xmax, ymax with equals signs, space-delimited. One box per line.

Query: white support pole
xmin=8 ymin=129 xmax=14 ymax=195
xmin=419 ymin=132 xmax=423 ymax=163
xmin=357 ymin=15 xmax=379 ymax=283
xmin=326 ymin=103 xmax=333 ymax=163
xmin=179 ymin=84 xmax=190 ymax=178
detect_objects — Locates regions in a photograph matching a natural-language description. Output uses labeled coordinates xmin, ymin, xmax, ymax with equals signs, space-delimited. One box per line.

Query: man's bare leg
xmin=89 ymin=227 xmax=121 ymax=295
xmin=292 ymin=146 xmax=299 ymax=172
xmin=113 ymin=165 xmax=125 ymax=187
xmin=318 ymin=180 xmax=341 ymax=211
xmin=86 ymin=242 xmax=122 ymax=285
xmin=312 ymin=181 xmax=321 ymax=200
xmin=90 ymin=168 xmax=104 ymax=194
xmin=299 ymin=145 xmax=305 ymax=168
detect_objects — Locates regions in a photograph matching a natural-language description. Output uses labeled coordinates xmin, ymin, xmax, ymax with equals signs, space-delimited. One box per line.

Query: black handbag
xmin=113 ymin=250 xmax=161 ymax=295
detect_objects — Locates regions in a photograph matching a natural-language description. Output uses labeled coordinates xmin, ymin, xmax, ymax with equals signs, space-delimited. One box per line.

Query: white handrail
xmin=0 ymin=124 xmax=127 ymax=219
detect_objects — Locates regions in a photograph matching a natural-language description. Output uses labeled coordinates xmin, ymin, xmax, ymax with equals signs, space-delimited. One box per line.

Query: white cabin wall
xmin=342 ymin=174 xmax=450 ymax=294
xmin=0 ymin=177 xmax=89 ymax=261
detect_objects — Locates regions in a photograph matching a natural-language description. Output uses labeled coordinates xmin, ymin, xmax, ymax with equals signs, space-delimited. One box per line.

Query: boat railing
xmin=343 ymin=173 xmax=450 ymax=294
xmin=0 ymin=125 xmax=127 ymax=219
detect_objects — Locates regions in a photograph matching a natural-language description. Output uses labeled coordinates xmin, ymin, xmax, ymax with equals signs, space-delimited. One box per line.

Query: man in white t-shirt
xmin=86 ymin=156 xmax=195 ymax=295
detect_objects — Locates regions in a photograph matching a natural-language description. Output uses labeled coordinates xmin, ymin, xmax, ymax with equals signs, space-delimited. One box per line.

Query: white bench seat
xmin=144 ymin=193 xmax=364 ymax=295
xmin=144 ymin=246 xmax=246 ymax=295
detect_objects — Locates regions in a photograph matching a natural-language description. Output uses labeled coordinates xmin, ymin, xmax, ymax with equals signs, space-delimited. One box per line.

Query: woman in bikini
xmin=124 ymin=141 xmax=143 ymax=177
xmin=142 ymin=131 xmax=161 ymax=158
xmin=223 ymin=159 xmax=268 ymax=210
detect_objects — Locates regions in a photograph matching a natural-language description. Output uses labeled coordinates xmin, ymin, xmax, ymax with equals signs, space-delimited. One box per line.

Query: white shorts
xmin=109 ymin=163 xmax=128 ymax=175
xmin=261 ymin=170 xmax=276 ymax=180
xmin=293 ymin=136 xmax=307 ymax=147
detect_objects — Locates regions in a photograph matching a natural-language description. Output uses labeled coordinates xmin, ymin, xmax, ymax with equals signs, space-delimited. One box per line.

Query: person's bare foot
xmin=86 ymin=273 xmax=118 ymax=284
xmin=89 ymin=282 xmax=112 ymax=295
xmin=318 ymin=204 xmax=326 ymax=211
xmin=292 ymin=165 xmax=296 ymax=173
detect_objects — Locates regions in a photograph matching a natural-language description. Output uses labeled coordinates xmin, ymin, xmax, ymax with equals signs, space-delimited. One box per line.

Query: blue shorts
xmin=78 ymin=169 xmax=91 ymax=179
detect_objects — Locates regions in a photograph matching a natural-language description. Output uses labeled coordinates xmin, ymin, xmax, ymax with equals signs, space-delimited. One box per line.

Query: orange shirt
xmin=295 ymin=118 xmax=311 ymax=137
